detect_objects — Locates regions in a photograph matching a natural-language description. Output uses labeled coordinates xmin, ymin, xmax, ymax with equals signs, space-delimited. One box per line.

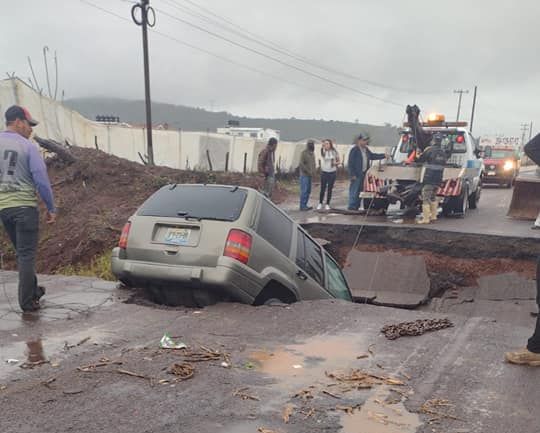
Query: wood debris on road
xmin=233 ymin=387 xmax=260 ymax=401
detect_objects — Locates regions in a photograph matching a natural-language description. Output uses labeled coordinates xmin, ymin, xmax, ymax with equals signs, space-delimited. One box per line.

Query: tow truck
xmin=481 ymin=145 xmax=520 ymax=188
xmin=360 ymin=106 xmax=484 ymax=217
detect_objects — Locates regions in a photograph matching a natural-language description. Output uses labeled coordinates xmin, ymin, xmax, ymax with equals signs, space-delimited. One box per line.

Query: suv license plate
xmin=164 ymin=228 xmax=191 ymax=246
xmin=487 ymin=171 xmax=496 ymax=176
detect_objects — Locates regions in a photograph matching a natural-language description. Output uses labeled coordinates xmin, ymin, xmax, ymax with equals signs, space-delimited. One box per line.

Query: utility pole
xmin=529 ymin=121 xmax=534 ymax=141
xmin=454 ymin=89 xmax=469 ymax=122
xmin=469 ymin=85 xmax=478 ymax=133
xmin=132 ymin=0 xmax=156 ymax=165
xmin=520 ymin=123 xmax=530 ymax=149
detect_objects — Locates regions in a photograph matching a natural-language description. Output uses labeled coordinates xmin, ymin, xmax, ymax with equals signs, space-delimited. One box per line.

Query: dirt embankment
xmin=0 ymin=147 xmax=286 ymax=274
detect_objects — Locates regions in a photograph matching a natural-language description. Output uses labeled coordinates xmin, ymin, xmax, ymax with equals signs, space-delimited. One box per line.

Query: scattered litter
xmin=20 ymin=360 xmax=49 ymax=370
xmin=257 ymin=429 xmax=276 ymax=433
xmin=421 ymin=398 xmax=462 ymax=423
xmin=50 ymin=362 xmax=60 ymax=368
xmin=77 ymin=358 xmax=123 ymax=372
xmin=292 ymin=364 xmax=303 ymax=369
xmin=326 ymin=369 xmax=405 ymax=388
xmin=376 ymin=363 xmax=385 ymax=370
xmin=11 ymin=333 xmax=18 ymax=337
xmin=293 ymin=388 xmax=314 ymax=400
xmin=5 ymin=359 xmax=19 ymax=365
xmin=233 ymin=387 xmax=260 ymax=401
xmin=0 ymin=384 xmax=7 ymax=391
xmin=356 ymin=354 xmax=369 ymax=359
xmin=299 ymin=407 xmax=315 ymax=419
xmin=381 ymin=318 xmax=454 ymax=340
xmin=322 ymin=389 xmax=341 ymax=399
xmin=63 ymin=389 xmax=84 ymax=395
xmin=64 ymin=336 xmax=91 ymax=351
xmin=335 ymin=404 xmax=362 ymax=415
xmin=168 ymin=362 xmax=195 ymax=381
xmin=244 ymin=361 xmax=255 ymax=370
xmin=159 ymin=333 xmax=187 ymax=350
xmin=181 ymin=346 xmax=223 ymax=362
xmin=193 ymin=311 xmax=202 ymax=315
xmin=221 ymin=362 xmax=230 ymax=368
xmin=42 ymin=377 xmax=57 ymax=389
xmin=282 ymin=404 xmax=295 ymax=423
xmin=116 ymin=369 xmax=150 ymax=380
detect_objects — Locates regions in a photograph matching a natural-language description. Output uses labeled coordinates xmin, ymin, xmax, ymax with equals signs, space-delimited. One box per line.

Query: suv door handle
xmin=296 ymin=270 xmax=307 ymax=280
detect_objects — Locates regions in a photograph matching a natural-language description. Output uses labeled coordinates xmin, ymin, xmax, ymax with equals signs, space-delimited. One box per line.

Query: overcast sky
xmin=2 ymin=0 xmax=539 ymax=136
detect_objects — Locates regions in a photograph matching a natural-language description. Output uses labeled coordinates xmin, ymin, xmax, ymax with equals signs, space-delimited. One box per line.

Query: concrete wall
xmin=0 ymin=78 xmax=388 ymax=173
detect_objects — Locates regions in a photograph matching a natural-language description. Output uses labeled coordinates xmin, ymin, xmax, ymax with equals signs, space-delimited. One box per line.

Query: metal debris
xmin=168 ymin=362 xmax=194 ymax=380
xmin=116 ymin=369 xmax=150 ymax=380
xmin=77 ymin=358 xmax=123 ymax=372
xmin=181 ymin=346 xmax=224 ymax=362
xmin=381 ymin=318 xmax=454 ymax=340
xmin=233 ymin=387 xmax=260 ymax=401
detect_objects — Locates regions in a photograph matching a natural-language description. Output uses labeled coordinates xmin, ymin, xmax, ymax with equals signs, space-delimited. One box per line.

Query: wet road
xmin=284 ymin=182 xmax=539 ymax=239
xmin=0 ymin=272 xmax=539 ymax=433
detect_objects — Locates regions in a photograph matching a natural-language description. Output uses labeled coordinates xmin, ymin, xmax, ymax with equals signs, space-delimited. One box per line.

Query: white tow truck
xmin=361 ymin=110 xmax=484 ymax=217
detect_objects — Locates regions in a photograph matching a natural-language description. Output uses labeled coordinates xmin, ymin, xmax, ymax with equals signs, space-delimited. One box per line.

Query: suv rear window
xmin=138 ymin=185 xmax=247 ymax=221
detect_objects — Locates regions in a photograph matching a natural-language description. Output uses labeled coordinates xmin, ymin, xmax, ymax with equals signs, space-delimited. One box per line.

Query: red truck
xmin=481 ymin=146 xmax=520 ymax=188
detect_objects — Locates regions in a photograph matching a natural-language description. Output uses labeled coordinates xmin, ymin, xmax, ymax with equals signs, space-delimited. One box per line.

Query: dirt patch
xmin=0 ymin=147 xmax=287 ymax=274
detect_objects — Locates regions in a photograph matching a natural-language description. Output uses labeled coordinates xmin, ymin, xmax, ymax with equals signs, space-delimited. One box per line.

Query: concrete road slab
xmin=343 ymin=250 xmax=430 ymax=307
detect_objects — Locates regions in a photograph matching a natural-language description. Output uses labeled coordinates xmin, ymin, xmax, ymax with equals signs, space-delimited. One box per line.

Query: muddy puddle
xmin=248 ymin=334 xmax=363 ymax=386
xmin=340 ymin=386 xmax=421 ymax=433
xmin=0 ymin=327 xmax=108 ymax=380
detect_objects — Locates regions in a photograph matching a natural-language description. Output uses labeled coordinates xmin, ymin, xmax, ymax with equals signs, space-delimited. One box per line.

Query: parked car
xmin=481 ymin=146 xmax=520 ymax=188
xmin=111 ymin=184 xmax=352 ymax=307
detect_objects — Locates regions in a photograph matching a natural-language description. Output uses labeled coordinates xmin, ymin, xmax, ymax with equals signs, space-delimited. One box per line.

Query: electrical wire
xmin=168 ymin=0 xmax=439 ymax=95
xmin=152 ymin=4 xmax=403 ymax=106
xmin=81 ymin=0 xmax=387 ymax=106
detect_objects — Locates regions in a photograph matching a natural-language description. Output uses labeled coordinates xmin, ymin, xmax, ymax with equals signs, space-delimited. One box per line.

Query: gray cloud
xmin=2 ymin=0 xmax=539 ymax=136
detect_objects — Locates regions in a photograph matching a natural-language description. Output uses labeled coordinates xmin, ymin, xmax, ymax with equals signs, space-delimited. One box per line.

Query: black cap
xmin=5 ymin=105 xmax=39 ymax=127
xmin=356 ymin=131 xmax=370 ymax=142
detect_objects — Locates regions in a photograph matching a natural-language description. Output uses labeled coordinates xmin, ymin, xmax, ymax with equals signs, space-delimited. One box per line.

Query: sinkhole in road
xmin=125 ymin=223 xmax=537 ymax=308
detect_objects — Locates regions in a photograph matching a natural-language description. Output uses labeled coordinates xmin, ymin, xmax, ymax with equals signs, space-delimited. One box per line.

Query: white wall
xmin=0 ymin=78 xmax=388 ymax=173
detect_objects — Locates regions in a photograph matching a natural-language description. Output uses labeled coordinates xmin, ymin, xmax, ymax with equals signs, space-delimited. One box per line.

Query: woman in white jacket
xmin=317 ymin=139 xmax=340 ymax=210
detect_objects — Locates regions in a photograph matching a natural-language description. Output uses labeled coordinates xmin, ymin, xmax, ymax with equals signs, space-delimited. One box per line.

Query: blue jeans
xmin=299 ymin=175 xmax=312 ymax=209
xmin=528 ymin=256 xmax=540 ymax=353
xmin=0 ymin=206 xmax=40 ymax=311
xmin=348 ymin=176 xmax=364 ymax=210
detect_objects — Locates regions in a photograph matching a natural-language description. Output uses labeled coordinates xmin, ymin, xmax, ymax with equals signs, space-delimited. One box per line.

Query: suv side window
xmin=296 ymin=229 xmax=324 ymax=286
xmin=256 ymin=199 xmax=293 ymax=256
xmin=325 ymin=253 xmax=352 ymax=301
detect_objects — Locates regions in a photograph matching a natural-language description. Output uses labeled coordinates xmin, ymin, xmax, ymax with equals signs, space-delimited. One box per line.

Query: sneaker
xmin=325 ymin=204 xmax=331 ymax=211
xmin=316 ymin=203 xmax=323 ymax=211
xmin=505 ymin=348 xmax=540 ymax=366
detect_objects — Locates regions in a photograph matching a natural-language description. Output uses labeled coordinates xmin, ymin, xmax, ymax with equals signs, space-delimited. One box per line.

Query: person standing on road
xmin=0 ymin=106 xmax=56 ymax=312
xmin=347 ymin=132 xmax=386 ymax=211
xmin=258 ymin=137 xmax=278 ymax=199
xmin=415 ymin=133 xmax=449 ymax=224
xmin=505 ymin=134 xmax=540 ymax=366
xmin=298 ymin=139 xmax=316 ymax=211
xmin=318 ymin=139 xmax=340 ymax=211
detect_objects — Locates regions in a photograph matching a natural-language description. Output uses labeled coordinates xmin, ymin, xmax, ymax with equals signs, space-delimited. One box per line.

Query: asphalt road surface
xmin=0 ymin=269 xmax=538 ymax=433
xmin=284 ymin=182 xmax=539 ymax=239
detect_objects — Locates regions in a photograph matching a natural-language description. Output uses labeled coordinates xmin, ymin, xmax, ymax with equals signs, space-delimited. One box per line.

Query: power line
xmin=153 ymin=4 xmax=402 ymax=106
xmin=79 ymin=0 xmax=373 ymax=105
xmin=165 ymin=0 xmax=421 ymax=94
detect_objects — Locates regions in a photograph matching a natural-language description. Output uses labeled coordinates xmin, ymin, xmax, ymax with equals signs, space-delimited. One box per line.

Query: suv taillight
xmin=118 ymin=222 xmax=131 ymax=249
xmin=224 ymin=229 xmax=252 ymax=264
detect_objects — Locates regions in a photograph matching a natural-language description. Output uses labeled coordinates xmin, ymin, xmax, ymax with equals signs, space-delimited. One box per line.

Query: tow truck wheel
xmin=458 ymin=184 xmax=469 ymax=216
xmin=468 ymin=183 xmax=481 ymax=210
xmin=442 ymin=184 xmax=469 ymax=217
